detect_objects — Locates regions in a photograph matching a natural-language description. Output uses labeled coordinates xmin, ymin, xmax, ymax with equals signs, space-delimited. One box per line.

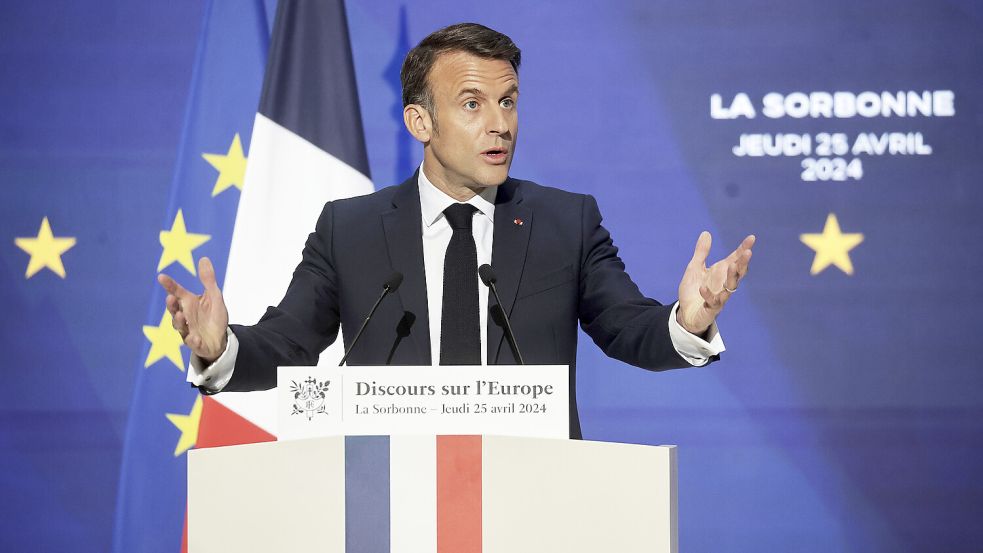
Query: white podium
xmin=188 ymin=434 xmax=678 ymax=552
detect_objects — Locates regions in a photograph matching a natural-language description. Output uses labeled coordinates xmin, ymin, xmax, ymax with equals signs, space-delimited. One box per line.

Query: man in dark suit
xmin=158 ymin=23 xmax=754 ymax=439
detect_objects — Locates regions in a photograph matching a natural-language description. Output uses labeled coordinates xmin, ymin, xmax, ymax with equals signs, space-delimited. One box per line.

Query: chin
xmin=474 ymin=166 xmax=510 ymax=187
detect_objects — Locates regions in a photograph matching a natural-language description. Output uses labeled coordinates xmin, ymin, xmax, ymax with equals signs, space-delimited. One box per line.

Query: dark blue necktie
xmin=440 ymin=203 xmax=480 ymax=365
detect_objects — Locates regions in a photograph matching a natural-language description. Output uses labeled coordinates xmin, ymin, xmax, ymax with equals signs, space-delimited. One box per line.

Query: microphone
xmin=478 ymin=264 xmax=525 ymax=365
xmin=339 ymin=272 xmax=403 ymax=366
xmin=385 ymin=312 xmax=416 ymax=365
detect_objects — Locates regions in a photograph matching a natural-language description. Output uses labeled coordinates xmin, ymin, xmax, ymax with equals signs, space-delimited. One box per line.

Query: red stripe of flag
xmin=196 ymin=396 xmax=276 ymax=448
xmin=437 ymin=435 xmax=482 ymax=553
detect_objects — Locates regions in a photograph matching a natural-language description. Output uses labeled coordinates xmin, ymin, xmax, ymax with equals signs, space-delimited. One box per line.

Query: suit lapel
xmin=382 ymin=173 xmax=432 ymax=364
xmin=488 ymin=179 xmax=532 ymax=364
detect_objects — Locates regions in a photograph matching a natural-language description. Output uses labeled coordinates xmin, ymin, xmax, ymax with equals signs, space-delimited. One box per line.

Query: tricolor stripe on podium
xmin=345 ymin=436 xmax=483 ymax=553
xmin=188 ymin=434 xmax=677 ymax=552
xmin=330 ymin=436 xmax=675 ymax=553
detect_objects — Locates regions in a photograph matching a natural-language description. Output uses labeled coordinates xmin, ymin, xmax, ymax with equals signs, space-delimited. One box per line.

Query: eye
xmin=464 ymin=100 xmax=479 ymax=110
xmin=500 ymin=98 xmax=515 ymax=109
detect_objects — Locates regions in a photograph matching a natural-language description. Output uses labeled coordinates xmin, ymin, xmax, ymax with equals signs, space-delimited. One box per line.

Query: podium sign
xmin=276 ymin=364 xmax=569 ymax=440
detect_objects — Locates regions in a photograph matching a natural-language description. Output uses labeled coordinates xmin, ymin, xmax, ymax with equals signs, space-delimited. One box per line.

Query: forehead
xmin=428 ymin=51 xmax=518 ymax=96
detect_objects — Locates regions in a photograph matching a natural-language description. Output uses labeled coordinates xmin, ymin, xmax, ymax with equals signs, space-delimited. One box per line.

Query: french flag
xmin=193 ymin=0 xmax=375 ymax=544
xmin=200 ymin=0 xmax=373 ymax=443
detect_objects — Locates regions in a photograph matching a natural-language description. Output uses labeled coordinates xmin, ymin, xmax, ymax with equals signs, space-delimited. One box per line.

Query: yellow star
xmin=202 ymin=133 xmax=247 ymax=196
xmin=142 ymin=310 xmax=185 ymax=371
xmin=165 ymin=396 xmax=202 ymax=457
xmin=158 ymin=209 xmax=210 ymax=275
xmin=800 ymin=213 xmax=864 ymax=275
xmin=14 ymin=217 xmax=77 ymax=279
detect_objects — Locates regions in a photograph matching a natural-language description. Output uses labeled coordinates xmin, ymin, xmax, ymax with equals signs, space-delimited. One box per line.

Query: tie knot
xmin=443 ymin=203 xmax=477 ymax=231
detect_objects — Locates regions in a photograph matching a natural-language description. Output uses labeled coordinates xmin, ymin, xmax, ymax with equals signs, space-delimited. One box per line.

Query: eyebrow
xmin=456 ymin=84 xmax=519 ymax=99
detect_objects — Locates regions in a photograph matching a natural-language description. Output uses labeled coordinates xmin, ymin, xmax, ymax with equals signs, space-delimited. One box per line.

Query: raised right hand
xmin=157 ymin=256 xmax=229 ymax=364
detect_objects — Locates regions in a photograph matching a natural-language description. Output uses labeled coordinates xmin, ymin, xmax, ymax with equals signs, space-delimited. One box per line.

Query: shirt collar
xmin=418 ymin=163 xmax=497 ymax=228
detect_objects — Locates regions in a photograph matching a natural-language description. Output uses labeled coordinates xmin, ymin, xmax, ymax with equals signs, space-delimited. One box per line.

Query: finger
xmin=735 ymin=248 xmax=752 ymax=279
xmin=724 ymin=234 xmax=756 ymax=264
xmin=699 ymin=284 xmax=715 ymax=305
xmin=158 ymin=273 xmax=191 ymax=299
xmin=184 ymin=333 xmax=201 ymax=350
xmin=172 ymin=311 xmax=189 ymax=338
xmin=700 ymin=286 xmax=730 ymax=313
xmin=165 ymin=294 xmax=180 ymax=316
xmin=723 ymin=260 xmax=740 ymax=292
xmin=739 ymin=234 xmax=756 ymax=251
xmin=199 ymin=257 xmax=220 ymax=293
xmin=700 ymin=284 xmax=725 ymax=309
xmin=689 ymin=231 xmax=712 ymax=268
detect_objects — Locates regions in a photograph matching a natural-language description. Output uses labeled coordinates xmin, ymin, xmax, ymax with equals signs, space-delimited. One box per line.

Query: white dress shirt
xmin=188 ymin=164 xmax=725 ymax=390
xmin=418 ymin=166 xmax=497 ymax=365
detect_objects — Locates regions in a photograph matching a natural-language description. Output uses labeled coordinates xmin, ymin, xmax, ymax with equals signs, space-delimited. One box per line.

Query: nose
xmin=486 ymin=106 xmax=508 ymax=135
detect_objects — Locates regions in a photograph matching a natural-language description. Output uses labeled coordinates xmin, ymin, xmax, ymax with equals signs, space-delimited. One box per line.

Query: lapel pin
xmin=513 ymin=218 xmax=524 ymax=226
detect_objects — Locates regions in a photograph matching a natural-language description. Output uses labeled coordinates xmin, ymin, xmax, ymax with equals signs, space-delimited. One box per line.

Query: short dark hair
xmin=400 ymin=23 xmax=521 ymax=120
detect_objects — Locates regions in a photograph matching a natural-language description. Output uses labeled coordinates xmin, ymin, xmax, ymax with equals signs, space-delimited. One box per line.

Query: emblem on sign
xmin=290 ymin=377 xmax=330 ymax=420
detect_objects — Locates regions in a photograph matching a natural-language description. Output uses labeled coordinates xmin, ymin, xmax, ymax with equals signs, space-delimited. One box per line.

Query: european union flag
xmin=112 ymin=0 xmax=270 ymax=550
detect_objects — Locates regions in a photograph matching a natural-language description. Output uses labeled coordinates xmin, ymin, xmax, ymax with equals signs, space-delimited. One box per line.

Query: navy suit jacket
xmin=223 ymin=173 xmax=709 ymax=438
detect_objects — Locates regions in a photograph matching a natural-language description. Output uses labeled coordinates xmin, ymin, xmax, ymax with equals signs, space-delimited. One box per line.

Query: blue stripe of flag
xmin=260 ymin=0 xmax=370 ymax=178
xmin=345 ymin=436 xmax=391 ymax=552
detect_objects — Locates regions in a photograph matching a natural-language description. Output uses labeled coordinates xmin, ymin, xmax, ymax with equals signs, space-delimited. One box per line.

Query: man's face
xmin=422 ymin=51 xmax=519 ymax=192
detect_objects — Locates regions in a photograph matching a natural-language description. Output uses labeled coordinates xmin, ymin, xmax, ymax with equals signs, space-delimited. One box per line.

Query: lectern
xmin=188 ymin=434 xmax=678 ymax=552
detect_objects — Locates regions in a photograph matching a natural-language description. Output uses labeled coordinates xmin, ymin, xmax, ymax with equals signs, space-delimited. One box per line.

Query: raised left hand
xmin=676 ymin=231 xmax=755 ymax=336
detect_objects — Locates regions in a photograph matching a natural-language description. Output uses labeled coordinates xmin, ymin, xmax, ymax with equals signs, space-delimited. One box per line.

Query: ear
xmin=403 ymin=104 xmax=433 ymax=143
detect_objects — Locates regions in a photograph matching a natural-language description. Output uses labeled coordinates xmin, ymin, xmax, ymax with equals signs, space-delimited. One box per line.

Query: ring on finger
xmin=724 ymin=285 xmax=737 ymax=293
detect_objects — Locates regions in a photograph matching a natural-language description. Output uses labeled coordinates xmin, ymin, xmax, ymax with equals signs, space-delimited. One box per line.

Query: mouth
xmin=480 ymin=147 xmax=509 ymax=164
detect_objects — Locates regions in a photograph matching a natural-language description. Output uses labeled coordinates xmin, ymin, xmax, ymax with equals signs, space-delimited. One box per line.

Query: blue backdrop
xmin=1 ymin=1 xmax=981 ymax=551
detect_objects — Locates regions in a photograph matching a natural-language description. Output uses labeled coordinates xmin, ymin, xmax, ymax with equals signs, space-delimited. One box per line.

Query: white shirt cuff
xmin=668 ymin=302 xmax=725 ymax=366
xmin=186 ymin=328 xmax=238 ymax=392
